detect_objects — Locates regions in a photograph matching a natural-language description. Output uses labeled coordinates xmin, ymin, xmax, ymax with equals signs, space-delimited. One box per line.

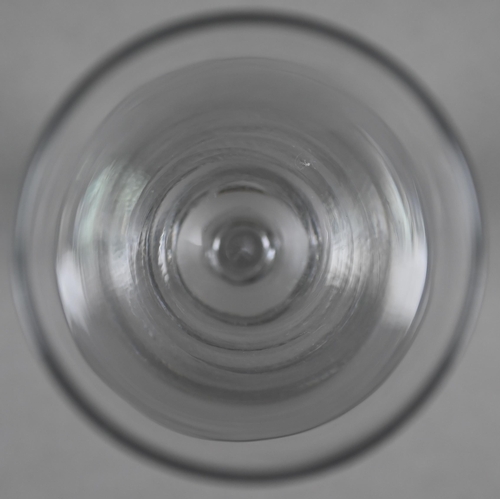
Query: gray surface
xmin=0 ymin=0 xmax=499 ymax=497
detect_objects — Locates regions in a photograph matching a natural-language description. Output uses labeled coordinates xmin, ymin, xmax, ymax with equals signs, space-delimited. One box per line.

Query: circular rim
xmin=12 ymin=10 xmax=485 ymax=482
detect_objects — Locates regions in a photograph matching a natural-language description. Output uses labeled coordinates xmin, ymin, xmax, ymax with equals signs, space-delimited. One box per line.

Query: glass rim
xmin=12 ymin=10 xmax=486 ymax=482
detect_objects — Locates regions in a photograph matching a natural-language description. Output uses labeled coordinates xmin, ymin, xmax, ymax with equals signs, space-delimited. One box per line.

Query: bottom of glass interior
xmin=56 ymin=58 xmax=427 ymax=441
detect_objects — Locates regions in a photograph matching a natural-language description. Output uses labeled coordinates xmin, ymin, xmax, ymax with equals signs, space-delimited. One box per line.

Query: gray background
xmin=1 ymin=0 xmax=499 ymax=497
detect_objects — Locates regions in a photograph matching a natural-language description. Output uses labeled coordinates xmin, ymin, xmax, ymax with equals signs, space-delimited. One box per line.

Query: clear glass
xmin=13 ymin=12 xmax=484 ymax=480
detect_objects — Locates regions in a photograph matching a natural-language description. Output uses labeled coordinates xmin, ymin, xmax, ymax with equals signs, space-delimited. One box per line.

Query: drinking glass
xmin=13 ymin=12 xmax=484 ymax=480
